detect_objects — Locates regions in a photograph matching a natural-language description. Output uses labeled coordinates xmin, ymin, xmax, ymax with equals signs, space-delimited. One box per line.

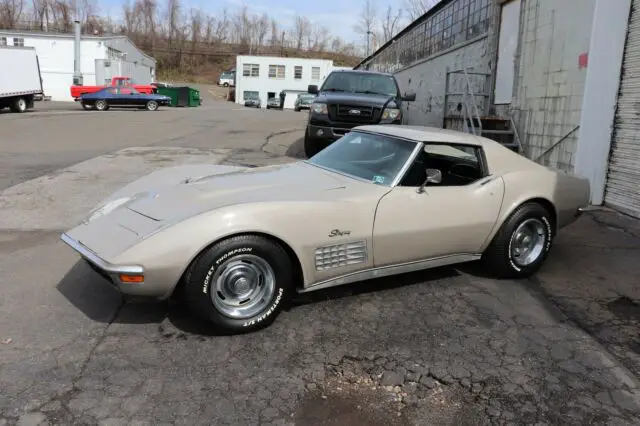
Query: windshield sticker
xmin=373 ymin=175 xmax=385 ymax=184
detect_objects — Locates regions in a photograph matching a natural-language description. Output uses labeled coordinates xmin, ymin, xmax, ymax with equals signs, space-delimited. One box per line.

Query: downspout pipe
xmin=73 ymin=20 xmax=83 ymax=85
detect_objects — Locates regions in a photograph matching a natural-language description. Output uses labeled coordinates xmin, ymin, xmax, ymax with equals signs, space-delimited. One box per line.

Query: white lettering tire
xmin=183 ymin=235 xmax=293 ymax=334
xmin=481 ymin=202 xmax=554 ymax=279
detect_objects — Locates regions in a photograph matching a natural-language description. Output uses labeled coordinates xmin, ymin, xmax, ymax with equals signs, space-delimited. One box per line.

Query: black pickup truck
xmin=303 ymin=69 xmax=416 ymax=157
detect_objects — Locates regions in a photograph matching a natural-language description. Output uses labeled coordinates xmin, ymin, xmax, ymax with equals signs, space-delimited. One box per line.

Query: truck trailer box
xmin=0 ymin=45 xmax=44 ymax=113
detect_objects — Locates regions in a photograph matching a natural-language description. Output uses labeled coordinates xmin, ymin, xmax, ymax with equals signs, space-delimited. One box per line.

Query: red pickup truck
xmin=70 ymin=76 xmax=156 ymax=100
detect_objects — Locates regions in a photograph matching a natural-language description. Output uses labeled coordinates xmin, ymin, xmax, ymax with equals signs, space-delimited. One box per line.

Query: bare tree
xmin=310 ymin=23 xmax=329 ymax=52
xmin=354 ymin=0 xmax=377 ymax=56
xmin=403 ymin=0 xmax=438 ymax=22
xmin=381 ymin=5 xmax=401 ymax=43
xmin=0 ymin=0 xmax=25 ymax=28
xmin=165 ymin=0 xmax=180 ymax=46
xmin=292 ymin=15 xmax=309 ymax=50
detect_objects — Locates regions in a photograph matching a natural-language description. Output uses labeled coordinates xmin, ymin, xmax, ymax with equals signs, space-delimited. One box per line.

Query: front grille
xmin=329 ymin=104 xmax=381 ymax=123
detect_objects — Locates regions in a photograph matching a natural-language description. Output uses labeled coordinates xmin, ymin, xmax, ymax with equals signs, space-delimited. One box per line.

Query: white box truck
xmin=0 ymin=45 xmax=44 ymax=113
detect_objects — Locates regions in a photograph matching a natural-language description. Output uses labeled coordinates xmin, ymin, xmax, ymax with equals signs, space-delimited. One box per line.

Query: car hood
xmin=105 ymin=162 xmax=365 ymax=222
xmin=314 ymin=91 xmax=397 ymax=108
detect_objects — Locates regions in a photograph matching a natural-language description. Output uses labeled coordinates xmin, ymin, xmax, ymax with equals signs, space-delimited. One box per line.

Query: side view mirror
xmin=402 ymin=92 xmax=416 ymax=102
xmin=417 ymin=168 xmax=442 ymax=193
xmin=308 ymin=85 xmax=319 ymax=94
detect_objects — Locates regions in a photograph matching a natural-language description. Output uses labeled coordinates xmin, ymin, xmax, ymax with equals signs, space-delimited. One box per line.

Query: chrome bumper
xmin=60 ymin=233 xmax=144 ymax=290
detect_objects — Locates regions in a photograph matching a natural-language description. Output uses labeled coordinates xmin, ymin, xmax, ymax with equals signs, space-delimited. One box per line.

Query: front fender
xmin=115 ymin=198 xmax=380 ymax=296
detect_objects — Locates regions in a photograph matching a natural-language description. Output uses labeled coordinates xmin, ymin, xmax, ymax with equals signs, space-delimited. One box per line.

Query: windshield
xmin=299 ymin=94 xmax=315 ymax=100
xmin=320 ymin=72 xmax=399 ymax=97
xmin=306 ymin=131 xmax=417 ymax=186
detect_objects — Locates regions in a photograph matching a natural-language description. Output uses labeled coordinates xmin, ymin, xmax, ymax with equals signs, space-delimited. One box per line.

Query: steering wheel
xmin=448 ymin=163 xmax=480 ymax=182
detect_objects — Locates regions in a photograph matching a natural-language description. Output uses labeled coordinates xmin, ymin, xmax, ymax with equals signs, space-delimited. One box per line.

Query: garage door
xmin=283 ymin=92 xmax=298 ymax=110
xmin=605 ymin=0 xmax=640 ymax=218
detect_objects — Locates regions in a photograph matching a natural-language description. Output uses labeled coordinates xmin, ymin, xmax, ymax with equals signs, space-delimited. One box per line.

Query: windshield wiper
xmin=323 ymin=88 xmax=346 ymax=92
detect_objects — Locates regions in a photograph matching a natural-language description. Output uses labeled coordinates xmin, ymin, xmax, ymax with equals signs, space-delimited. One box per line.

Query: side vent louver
xmin=315 ymin=240 xmax=367 ymax=271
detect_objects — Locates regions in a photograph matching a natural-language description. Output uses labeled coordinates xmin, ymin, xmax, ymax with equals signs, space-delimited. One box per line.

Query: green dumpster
xmin=155 ymin=86 xmax=178 ymax=106
xmin=188 ymin=87 xmax=202 ymax=106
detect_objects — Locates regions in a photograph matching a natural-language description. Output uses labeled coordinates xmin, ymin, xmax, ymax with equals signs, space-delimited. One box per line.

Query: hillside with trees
xmin=0 ymin=0 xmax=365 ymax=82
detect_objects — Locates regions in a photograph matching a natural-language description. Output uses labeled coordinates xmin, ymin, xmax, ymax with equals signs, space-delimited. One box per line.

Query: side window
xmin=106 ymin=87 xmax=117 ymax=94
xmin=399 ymin=143 xmax=486 ymax=187
xmin=119 ymin=88 xmax=132 ymax=95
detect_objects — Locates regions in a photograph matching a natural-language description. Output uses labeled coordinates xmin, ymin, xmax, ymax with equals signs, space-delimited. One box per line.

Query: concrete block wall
xmin=395 ymin=36 xmax=493 ymax=127
xmin=511 ymin=0 xmax=596 ymax=171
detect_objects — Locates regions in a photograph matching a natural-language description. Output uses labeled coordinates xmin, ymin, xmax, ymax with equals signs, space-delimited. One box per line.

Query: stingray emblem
xmin=328 ymin=229 xmax=351 ymax=237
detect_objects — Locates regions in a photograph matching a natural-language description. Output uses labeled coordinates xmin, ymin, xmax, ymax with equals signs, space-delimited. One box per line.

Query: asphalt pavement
xmin=0 ymin=94 xmax=639 ymax=426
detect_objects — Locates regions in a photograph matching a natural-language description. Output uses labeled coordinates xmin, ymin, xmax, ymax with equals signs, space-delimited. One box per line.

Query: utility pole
xmin=366 ymin=30 xmax=372 ymax=57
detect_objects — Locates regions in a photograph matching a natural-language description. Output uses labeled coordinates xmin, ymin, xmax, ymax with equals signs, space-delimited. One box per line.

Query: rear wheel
xmin=10 ymin=97 xmax=27 ymax=113
xmin=481 ymin=202 xmax=554 ymax=278
xmin=81 ymin=102 xmax=94 ymax=110
xmin=183 ymin=235 xmax=293 ymax=334
xmin=145 ymin=100 xmax=159 ymax=111
xmin=94 ymin=100 xmax=108 ymax=111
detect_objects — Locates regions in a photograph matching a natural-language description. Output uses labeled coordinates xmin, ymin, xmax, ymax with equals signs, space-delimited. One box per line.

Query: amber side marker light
xmin=119 ymin=274 xmax=144 ymax=283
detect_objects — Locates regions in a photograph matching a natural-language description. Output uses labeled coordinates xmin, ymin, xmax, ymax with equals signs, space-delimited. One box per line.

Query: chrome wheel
xmin=95 ymin=100 xmax=107 ymax=111
xmin=509 ymin=218 xmax=546 ymax=267
xmin=210 ymin=254 xmax=276 ymax=319
xmin=16 ymin=98 xmax=26 ymax=112
xmin=146 ymin=100 xmax=158 ymax=111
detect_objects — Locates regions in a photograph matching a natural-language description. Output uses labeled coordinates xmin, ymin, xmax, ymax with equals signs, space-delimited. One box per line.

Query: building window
xmin=294 ymin=66 xmax=303 ymax=79
xmin=311 ymin=67 xmax=320 ymax=81
xmin=13 ymin=37 xmax=24 ymax=47
xmin=268 ymin=64 xmax=285 ymax=79
xmin=242 ymin=63 xmax=260 ymax=77
xmin=0 ymin=37 xmax=6 ymax=46
xmin=358 ymin=0 xmax=491 ymax=72
xmin=106 ymin=47 xmax=124 ymax=60
xmin=243 ymin=90 xmax=259 ymax=100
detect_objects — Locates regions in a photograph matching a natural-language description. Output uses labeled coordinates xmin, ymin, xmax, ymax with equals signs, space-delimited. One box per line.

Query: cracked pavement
xmin=1 ymin=93 xmax=639 ymax=425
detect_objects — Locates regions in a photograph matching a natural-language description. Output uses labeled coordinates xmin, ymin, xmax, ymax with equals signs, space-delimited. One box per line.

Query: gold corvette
xmin=61 ymin=125 xmax=590 ymax=333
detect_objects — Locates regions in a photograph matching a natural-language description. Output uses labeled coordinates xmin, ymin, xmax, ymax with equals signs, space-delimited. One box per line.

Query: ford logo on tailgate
xmin=349 ymin=109 xmax=361 ymax=115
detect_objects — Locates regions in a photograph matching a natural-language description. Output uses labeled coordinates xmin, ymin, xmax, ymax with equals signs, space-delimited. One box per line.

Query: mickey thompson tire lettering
xmin=184 ymin=234 xmax=293 ymax=334
xmin=242 ymin=287 xmax=284 ymax=327
xmin=202 ymin=247 xmax=253 ymax=294
xmin=481 ymin=202 xmax=554 ymax=279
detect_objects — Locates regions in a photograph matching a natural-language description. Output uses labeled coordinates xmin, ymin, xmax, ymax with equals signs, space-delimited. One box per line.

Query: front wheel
xmin=145 ymin=100 xmax=159 ymax=111
xmin=304 ymin=133 xmax=323 ymax=158
xmin=183 ymin=235 xmax=293 ymax=334
xmin=81 ymin=102 xmax=94 ymax=111
xmin=481 ymin=202 xmax=554 ymax=279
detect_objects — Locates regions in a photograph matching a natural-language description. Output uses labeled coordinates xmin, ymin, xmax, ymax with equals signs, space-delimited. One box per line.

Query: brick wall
xmin=511 ymin=0 xmax=596 ymax=171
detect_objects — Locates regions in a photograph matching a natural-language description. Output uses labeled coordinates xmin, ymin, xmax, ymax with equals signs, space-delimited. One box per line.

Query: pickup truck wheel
xmin=10 ymin=97 xmax=27 ymax=113
xmin=481 ymin=202 xmax=554 ymax=279
xmin=145 ymin=100 xmax=159 ymax=111
xmin=304 ymin=134 xmax=322 ymax=158
xmin=183 ymin=235 xmax=293 ymax=334
xmin=94 ymin=100 xmax=108 ymax=111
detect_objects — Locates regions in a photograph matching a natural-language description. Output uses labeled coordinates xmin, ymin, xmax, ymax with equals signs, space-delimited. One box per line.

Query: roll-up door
xmin=605 ymin=0 xmax=640 ymax=217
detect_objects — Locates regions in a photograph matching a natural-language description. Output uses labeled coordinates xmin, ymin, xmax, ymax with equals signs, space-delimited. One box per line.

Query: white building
xmin=235 ymin=55 xmax=347 ymax=109
xmin=0 ymin=30 xmax=156 ymax=101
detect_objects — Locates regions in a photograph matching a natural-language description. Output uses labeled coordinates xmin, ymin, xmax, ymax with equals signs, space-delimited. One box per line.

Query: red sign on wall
xmin=579 ymin=52 xmax=589 ymax=69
